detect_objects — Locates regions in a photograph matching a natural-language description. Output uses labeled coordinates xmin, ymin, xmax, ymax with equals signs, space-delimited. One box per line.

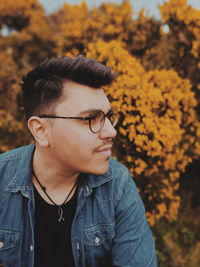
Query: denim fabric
xmin=0 ymin=144 xmax=157 ymax=267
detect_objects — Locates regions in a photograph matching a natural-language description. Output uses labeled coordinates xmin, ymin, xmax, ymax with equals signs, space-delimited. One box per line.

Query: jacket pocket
xmin=84 ymin=223 xmax=115 ymax=246
xmin=0 ymin=230 xmax=20 ymax=251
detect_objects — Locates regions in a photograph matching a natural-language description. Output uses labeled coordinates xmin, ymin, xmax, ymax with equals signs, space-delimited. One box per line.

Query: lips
xmin=95 ymin=146 xmax=112 ymax=157
xmin=96 ymin=146 xmax=112 ymax=152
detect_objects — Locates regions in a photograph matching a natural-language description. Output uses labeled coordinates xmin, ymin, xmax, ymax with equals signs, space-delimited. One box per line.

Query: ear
xmin=27 ymin=116 xmax=50 ymax=147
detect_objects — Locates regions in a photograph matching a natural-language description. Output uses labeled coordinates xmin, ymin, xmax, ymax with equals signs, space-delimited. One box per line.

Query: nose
xmin=99 ymin=117 xmax=117 ymax=139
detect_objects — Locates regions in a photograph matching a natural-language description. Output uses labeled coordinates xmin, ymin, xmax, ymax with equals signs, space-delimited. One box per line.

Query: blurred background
xmin=0 ymin=0 xmax=200 ymax=266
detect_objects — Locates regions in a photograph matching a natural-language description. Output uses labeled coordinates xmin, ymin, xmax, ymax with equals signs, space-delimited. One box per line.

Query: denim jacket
xmin=0 ymin=144 xmax=157 ymax=267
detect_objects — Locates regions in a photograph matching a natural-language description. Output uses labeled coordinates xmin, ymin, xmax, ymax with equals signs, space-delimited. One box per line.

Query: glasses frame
xmin=38 ymin=109 xmax=119 ymax=133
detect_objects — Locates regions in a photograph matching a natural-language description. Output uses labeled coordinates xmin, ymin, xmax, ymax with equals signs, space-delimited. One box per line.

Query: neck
xmin=32 ymin=146 xmax=79 ymax=190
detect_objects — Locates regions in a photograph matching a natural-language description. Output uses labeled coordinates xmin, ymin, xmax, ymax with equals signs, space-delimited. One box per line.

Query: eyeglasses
xmin=38 ymin=109 xmax=119 ymax=133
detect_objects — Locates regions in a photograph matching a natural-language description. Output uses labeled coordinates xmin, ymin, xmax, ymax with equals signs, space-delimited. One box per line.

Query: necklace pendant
xmin=58 ymin=206 xmax=65 ymax=222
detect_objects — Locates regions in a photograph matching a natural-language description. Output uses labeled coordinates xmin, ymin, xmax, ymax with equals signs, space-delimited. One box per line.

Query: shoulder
xmin=0 ymin=144 xmax=35 ymax=187
xmin=0 ymin=144 xmax=34 ymax=162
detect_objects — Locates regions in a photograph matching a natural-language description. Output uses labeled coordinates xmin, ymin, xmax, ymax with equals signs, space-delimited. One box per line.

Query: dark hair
xmin=21 ymin=55 xmax=115 ymax=120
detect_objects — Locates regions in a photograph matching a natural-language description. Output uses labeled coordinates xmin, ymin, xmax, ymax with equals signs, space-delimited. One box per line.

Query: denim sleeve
xmin=111 ymin=171 xmax=157 ymax=267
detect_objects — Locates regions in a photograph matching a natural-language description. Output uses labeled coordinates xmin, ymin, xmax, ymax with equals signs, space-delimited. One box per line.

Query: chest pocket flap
xmin=0 ymin=230 xmax=20 ymax=251
xmin=84 ymin=223 xmax=115 ymax=246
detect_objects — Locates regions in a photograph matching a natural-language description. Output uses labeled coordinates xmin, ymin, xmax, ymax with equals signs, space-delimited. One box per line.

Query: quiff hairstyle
xmin=21 ymin=55 xmax=115 ymax=120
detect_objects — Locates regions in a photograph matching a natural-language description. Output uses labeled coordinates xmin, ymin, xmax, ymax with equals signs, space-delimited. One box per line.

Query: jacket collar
xmin=80 ymin=164 xmax=113 ymax=197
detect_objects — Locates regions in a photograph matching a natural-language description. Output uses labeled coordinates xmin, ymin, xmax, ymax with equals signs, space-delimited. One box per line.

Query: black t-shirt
xmin=33 ymin=183 xmax=78 ymax=267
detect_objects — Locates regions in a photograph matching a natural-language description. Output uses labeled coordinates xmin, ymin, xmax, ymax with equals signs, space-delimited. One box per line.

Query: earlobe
xmin=27 ymin=116 xmax=49 ymax=147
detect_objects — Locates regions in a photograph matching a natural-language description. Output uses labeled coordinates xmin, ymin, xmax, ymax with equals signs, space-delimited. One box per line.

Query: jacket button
xmin=95 ymin=237 xmax=100 ymax=244
xmin=0 ymin=241 xmax=4 ymax=249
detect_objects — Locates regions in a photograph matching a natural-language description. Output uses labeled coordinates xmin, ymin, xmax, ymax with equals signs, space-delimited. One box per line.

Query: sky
xmin=39 ymin=0 xmax=200 ymax=19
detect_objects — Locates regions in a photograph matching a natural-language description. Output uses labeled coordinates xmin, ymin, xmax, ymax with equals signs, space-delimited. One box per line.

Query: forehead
xmin=55 ymin=81 xmax=110 ymax=114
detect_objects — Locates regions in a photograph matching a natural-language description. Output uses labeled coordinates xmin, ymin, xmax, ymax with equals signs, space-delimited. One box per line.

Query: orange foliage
xmin=51 ymin=1 xmax=133 ymax=55
xmin=160 ymin=0 xmax=200 ymax=59
xmin=86 ymin=40 xmax=199 ymax=224
xmin=0 ymin=0 xmax=49 ymax=37
xmin=0 ymin=51 xmax=29 ymax=152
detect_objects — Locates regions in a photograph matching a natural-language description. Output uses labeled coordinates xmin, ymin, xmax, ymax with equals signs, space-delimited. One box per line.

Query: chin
xmin=91 ymin=161 xmax=109 ymax=176
xmin=82 ymin=156 xmax=110 ymax=176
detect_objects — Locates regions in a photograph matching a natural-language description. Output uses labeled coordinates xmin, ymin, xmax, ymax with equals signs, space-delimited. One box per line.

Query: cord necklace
xmin=33 ymin=170 xmax=78 ymax=222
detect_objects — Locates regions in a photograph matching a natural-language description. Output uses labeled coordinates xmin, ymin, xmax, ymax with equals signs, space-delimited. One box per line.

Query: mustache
xmin=94 ymin=138 xmax=113 ymax=152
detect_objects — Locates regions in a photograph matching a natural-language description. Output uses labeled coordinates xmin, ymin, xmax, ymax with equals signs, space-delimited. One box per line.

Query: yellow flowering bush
xmin=52 ymin=1 xmax=160 ymax=58
xmin=160 ymin=0 xmax=200 ymax=59
xmin=52 ymin=0 xmax=160 ymax=56
xmin=86 ymin=40 xmax=198 ymax=224
xmin=159 ymin=0 xmax=200 ymax=158
xmin=0 ymin=0 xmax=49 ymax=38
xmin=0 ymin=0 xmax=54 ymax=73
xmin=0 ymin=51 xmax=29 ymax=152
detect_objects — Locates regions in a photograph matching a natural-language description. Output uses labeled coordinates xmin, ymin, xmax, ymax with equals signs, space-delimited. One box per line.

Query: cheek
xmin=50 ymin=127 xmax=109 ymax=174
xmin=55 ymin=127 xmax=97 ymax=155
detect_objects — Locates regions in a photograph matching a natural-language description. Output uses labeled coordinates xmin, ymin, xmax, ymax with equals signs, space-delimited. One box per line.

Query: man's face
xmin=46 ymin=81 xmax=117 ymax=176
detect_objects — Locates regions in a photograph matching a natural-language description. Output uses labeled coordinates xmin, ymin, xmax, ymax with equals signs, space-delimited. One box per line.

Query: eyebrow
xmin=78 ymin=108 xmax=111 ymax=115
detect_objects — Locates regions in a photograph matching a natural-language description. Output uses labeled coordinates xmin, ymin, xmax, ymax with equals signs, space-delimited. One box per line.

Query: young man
xmin=0 ymin=56 xmax=157 ymax=266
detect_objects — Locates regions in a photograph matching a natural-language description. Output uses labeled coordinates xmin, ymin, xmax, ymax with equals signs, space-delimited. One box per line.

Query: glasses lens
xmin=90 ymin=111 xmax=105 ymax=133
xmin=89 ymin=110 xmax=119 ymax=133
xmin=107 ymin=109 xmax=119 ymax=127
